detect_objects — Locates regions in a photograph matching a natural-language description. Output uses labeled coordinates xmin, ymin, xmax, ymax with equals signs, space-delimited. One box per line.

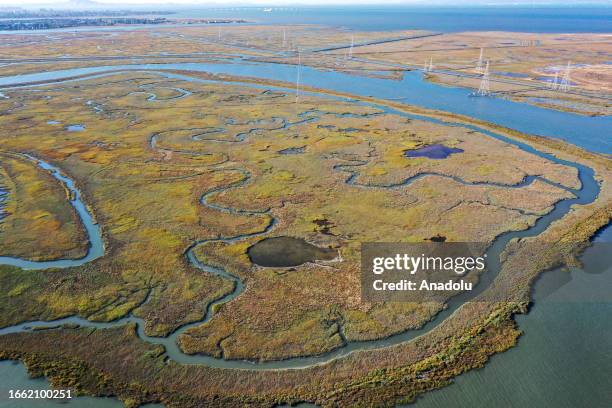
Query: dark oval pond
xmin=278 ymin=146 xmax=305 ymax=155
xmin=405 ymin=144 xmax=464 ymax=159
xmin=248 ymin=236 xmax=337 ymax=267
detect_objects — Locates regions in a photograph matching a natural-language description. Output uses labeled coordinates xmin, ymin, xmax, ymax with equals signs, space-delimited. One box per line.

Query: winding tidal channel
xmin=0 ymin=60 xmax=606 ymax=372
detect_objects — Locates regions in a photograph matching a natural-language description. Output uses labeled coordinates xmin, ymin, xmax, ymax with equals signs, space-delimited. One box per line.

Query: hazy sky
xmin=2 ymin=0 xmax=609 ymax=6
xmin=1 ymin=0 xmax=609 ymax=6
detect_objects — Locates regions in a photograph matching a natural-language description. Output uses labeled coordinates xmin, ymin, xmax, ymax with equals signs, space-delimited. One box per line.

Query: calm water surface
xmin=413 ymin=225 xmax=612 ymax=408
xmin=405 ymin=144 xmax=464 ymax=159
xmin=2 ymin=7 xmax=610 ymax=35
xmin=172 ymin=6 xmax=612 ymax=33
xmin=0 ymin=360 xmax=121 ymax=407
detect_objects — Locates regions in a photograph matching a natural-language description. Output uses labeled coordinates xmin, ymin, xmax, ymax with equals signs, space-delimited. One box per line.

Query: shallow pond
xmin=65 ymin=124 xmax=85 ymax=132
xmin=405 ymin=144 xmax=464 ymax=159
xmin=248 ymin=236 xmax=337 ymax=267
xmin=278 ymin=146 xmax=305 ymax=155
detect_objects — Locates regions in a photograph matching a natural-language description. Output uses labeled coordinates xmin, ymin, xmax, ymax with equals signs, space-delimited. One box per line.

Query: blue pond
xmin=405 ymin=144 xmax=464 ymax=159
xmin=66 ymin=124 xmax=86 ymax=132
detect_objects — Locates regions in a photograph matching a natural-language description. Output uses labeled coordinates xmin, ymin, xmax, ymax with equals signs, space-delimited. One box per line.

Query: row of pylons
xmin=290 ymin=35 xmax=573 ymax=104
xmin=423 ymin=49 xmax=491 ymax=96
xmin=472 ymin=48 xmax=571 ymax=96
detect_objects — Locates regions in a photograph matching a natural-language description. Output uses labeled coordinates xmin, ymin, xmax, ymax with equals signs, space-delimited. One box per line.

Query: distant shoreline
xmin=0 ymin=17 xmax=249 ymax=31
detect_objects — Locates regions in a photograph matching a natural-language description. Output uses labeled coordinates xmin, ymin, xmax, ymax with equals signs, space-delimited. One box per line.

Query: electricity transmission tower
xmin=476 ymin=60 xmax=491 ymax=96
xmin=549 ymin=72 xmax=559 ymax=90
xmin=476 ymin=47 xmax=484 ymax=74
xmin=559 ymin=61 xmax=572 ymax=92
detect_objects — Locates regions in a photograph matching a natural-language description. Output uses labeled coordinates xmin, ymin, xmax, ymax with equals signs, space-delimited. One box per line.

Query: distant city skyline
xmin=2 ymin=0 xmax=611 ymax=8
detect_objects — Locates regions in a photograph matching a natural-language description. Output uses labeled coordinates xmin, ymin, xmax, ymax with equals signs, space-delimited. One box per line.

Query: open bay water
xmin=0 ymin=360 xmax=121 ymax=407
xmin=413 ymin=224 xmax=612 ymax=408
xmin=2 ymin=6 xmax=610 ymax=35
xmin=0 ymin=360 xmax=164 ymax=408
xmin=172 ymin=6 xmax=612 ymax=33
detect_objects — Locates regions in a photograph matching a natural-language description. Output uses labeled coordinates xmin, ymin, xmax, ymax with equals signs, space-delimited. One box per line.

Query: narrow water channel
xmin=0 ymin=155 xmax=103 ymax=269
